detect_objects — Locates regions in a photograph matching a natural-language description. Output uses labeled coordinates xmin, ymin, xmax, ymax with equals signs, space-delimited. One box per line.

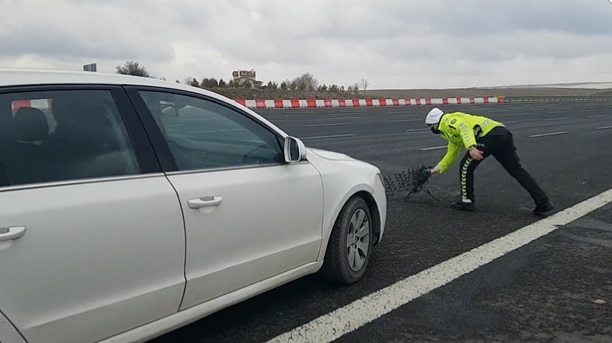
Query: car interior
xmin=0 ymin=92 xmax=140 ymax=187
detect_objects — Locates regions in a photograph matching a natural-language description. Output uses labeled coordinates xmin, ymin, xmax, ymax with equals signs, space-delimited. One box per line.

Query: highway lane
xmin=151 ymin=101 xmax=612 ymax=343
xmin=257 ymin=102 xmax=611 ymax=142
xmin=336 ymin=203 xmax=612 ymax=343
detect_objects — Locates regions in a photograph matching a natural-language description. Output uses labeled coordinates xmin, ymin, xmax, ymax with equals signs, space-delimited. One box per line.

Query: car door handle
xmin=188 ymin=196 xmax=223 ymax=209
xmin=0 ymin=226 xmax=26 ymax=242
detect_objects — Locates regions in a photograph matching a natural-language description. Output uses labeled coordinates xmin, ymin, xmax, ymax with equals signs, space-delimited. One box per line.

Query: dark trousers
xmin=459 ymin=126 xmax=549 ymax=205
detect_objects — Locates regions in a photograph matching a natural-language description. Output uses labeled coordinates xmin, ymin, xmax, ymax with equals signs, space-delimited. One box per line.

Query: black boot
xmin=533 ymin=199 xmax=554 ymax=215
xmin=451 ymin=200 xmax=475 ymax=212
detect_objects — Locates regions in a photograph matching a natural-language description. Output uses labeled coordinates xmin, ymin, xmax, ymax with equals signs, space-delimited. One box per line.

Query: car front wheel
xmin=320 ymin=196 xmax=373 ymax=284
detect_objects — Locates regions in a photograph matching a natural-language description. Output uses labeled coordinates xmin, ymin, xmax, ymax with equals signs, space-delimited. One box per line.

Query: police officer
xmin=425 ymin=107 xmax=554 ymax=215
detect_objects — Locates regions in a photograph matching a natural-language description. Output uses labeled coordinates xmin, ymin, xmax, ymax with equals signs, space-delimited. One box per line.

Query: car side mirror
xmin=284 ymin=136 xmax=307 ymax=163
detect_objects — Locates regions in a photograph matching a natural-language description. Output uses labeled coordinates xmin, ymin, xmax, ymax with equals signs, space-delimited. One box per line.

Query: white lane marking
xmin=388 ymin=119 xmax=422 ymax=123
xmin=596 ymin=126 xmax=612 ymax=130
xmin=528 ymin=131 xmax=568 ymax=138
xmin=405 ymin=128 xmax=429 ymax=132
xmin=543 ymin=117 xmax=568 ymax=121
xmin=303 ymin=123 xmax=348 ymax=127
xmin=420 ymin=145 xmax=447 ymax=151
xmin=265 ymin=188 xmax=612 ymax=343
xmin=300 ymin=134 xmax=354 ymax=140
xmin=322 ymin=117 xmax=359 ymax=120
xmin=589 ymin=115 xmax=608 ymax=118
xmin=504 ymin=121 xmax=519 ymax=124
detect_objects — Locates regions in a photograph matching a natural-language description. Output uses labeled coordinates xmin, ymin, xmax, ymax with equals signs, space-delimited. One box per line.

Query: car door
xmin=128 ymin=87 xmax=324 ymax=310
xmin=0 ymin=86 xmax=186 ymax=343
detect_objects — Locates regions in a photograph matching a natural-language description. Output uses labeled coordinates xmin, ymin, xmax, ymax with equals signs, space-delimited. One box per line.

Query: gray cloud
xmin=1 ymin=0 xmax=611 ymax=88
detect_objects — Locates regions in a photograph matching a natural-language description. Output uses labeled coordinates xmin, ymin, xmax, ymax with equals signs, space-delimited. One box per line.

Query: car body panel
xmin=0 ymin=309 xmax=26 ymax=343
xmin=167 ymin=162 xmax=325 ymax=310
xmin=97 ymin=261 xmax=322 ymax=343
xmin=0 ymin=176 xmax=186 ymax=343
xmin=305 ymin=148 xmax=387 ymax=260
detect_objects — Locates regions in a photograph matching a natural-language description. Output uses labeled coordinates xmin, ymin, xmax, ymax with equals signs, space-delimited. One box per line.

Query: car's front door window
xmin=138 ymin=91 xmax=284 ymax=171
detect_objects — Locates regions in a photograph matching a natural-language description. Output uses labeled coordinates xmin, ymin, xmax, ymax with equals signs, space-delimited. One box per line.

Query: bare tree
xmin=182 ymin=77 xmax=199 ymax=87
xmin=291 ymin=73 xmax=319 ymax=91
xmin=352 ymin=83 xmax=360 ymax=96
xmin=116 ymin=61 xmax=150 ymax=77
xmin=359 ymin=79 xmax=369 ymax=96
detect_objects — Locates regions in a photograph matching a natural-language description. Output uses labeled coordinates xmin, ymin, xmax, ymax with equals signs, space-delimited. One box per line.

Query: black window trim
xmin=123 ymin=85 xmax=289 ymax=173
xmin=0 ymin=84 xmax=163 ymax=188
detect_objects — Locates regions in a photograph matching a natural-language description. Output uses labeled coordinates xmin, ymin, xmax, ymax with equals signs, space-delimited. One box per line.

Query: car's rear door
xmin=0 ymin=85 xmax=186 ymax=343
xmin=126 ymin=87 xmax=324 ymax=310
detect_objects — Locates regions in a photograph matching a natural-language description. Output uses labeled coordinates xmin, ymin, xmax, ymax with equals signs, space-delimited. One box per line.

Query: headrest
xmin=14 ymin=107 xmax=49 ymax=142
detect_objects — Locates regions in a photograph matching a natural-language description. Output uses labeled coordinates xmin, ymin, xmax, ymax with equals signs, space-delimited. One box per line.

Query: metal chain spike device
xmin=383 ymin=165 xmax=439 ymax=202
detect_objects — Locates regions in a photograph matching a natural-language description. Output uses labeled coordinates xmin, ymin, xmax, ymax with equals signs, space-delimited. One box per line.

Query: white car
xmin=0 ymin=69 xmax=386 ymax=343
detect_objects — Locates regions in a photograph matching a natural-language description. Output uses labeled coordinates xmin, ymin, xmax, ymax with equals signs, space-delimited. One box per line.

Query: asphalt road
xmin=151 ymin=101 xmax=612 ymax=343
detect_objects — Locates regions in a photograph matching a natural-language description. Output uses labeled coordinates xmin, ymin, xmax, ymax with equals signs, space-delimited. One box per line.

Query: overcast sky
xmin=1 ymin=0 xmax=612 ymax=89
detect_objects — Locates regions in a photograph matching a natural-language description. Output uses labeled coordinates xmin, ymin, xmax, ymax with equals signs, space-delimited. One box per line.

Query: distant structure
xmin=83 ymin=63 xmax=97 ymax=72
xmin=231 ymin=69 xmax=262 ymax=88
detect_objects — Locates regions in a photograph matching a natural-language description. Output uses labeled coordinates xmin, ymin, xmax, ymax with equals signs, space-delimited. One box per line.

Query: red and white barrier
xmin=234 ymin=97 xmax=505 ymax=109
xmin=11 ymin=99 xmax=53 ymax=111
xmin=11 ymin=96 xmax=505 ymax=112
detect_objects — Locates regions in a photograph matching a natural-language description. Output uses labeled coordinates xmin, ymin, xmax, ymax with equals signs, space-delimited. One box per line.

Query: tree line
xmin=116 ymin=60 xmax=370 ymax=95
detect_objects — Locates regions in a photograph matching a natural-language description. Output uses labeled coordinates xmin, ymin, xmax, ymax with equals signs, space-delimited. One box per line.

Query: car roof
xmin=0 ymin=68 xmax=290 ymax=138
xmin=0 ymin=68 xmax=227 ymax=100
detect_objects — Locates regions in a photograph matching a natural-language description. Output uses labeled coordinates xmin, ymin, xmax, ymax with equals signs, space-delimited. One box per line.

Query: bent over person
xmin=424 ymin=107 xmax=554 ymax=215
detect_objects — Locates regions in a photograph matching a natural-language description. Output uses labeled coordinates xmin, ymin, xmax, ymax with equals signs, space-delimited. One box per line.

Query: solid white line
xmin=596 ymin=126 xmax=612 ymax=130
xmin=589 ymin=115 xmax=608 ymax=118
xmin=303 ymin=123 xmax=348 ymax=127
xmin=420 ymin=145 xmax=447 ymax=151
xmin=265 ymin=188 xmax=612 ymax=343
xmin=528 ymin=131 xmax=568 ymax=138
xmin=405 ymin=128 xmax=429 ymax=132
xmin=301 ymin=134 xmax=354 ymax=140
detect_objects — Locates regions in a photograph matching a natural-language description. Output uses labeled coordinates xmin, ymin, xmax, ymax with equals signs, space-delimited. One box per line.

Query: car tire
xmin=320 ymin=196 xmax=373 ymax=284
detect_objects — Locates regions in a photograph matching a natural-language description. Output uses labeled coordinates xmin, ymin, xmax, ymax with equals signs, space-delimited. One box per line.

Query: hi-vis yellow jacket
xmin=433 ymin=112 xmax=503 ymax=173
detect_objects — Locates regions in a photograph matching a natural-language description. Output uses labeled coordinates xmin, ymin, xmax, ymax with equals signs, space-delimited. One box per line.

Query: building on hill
xmin=231 ymin=69 xmax=263 ymax=88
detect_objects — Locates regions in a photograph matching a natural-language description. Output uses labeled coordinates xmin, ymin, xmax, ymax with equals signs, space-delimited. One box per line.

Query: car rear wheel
xmin=320 ymin=196 xmax=373 ymax=284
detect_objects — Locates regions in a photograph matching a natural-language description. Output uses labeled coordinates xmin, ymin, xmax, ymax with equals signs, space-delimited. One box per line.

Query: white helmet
xmin=425 ymin=107 xmax=444 ymax=124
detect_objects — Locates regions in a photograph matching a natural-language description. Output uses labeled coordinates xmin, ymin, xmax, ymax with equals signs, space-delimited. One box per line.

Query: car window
xmin=138 ymin=91 xmax=284 ymax=171
xmin=0 ymin=89 xmax=141 ymax=187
